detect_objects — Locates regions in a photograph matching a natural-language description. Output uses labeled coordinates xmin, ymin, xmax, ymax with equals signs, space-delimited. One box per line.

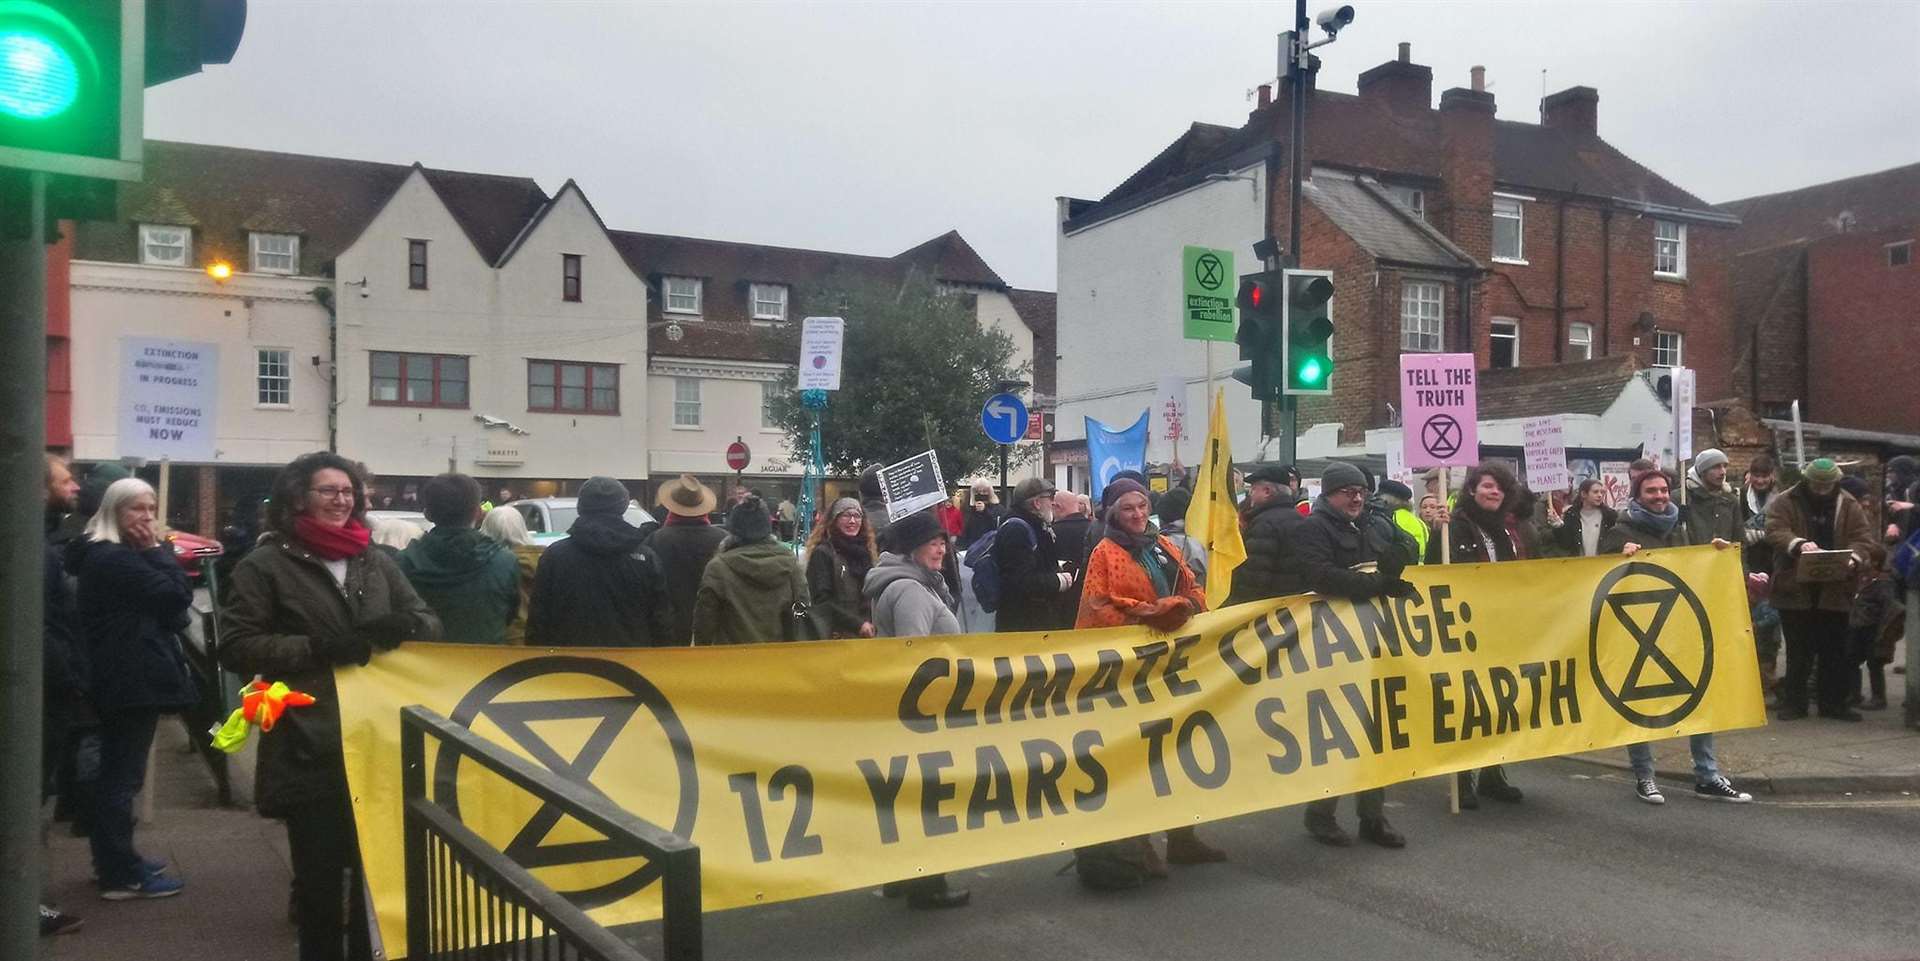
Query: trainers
xmin=1694 ymin=778 xmax=1753 ymax=803
xmin=1635 ymin=780 xmax=1666 ymax=805
xmin=39 ymin=905 xmax=84 ymax=936
xmin=100 ymin=874 xmax=184 ymax=901
xmin=91 ymin=857 xmax=167 ymax=884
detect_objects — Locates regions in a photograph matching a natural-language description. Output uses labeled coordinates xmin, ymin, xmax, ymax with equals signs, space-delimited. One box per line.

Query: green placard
xmin=1182 ymin=245 xmax=1236 ymax=341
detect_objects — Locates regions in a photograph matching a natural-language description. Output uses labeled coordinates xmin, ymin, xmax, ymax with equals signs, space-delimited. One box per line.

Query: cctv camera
xmin=1316 ymin=5 xmax=1355 ymax=35
xmin=358 ymin=287 xmax=369 ymax=299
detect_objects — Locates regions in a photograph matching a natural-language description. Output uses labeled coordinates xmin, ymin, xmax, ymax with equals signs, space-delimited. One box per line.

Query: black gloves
xmin=357 ymin=612 xmax=416 ymax=651
xmin=1382 ymin=577 xmax=1419 ymax=599
xmin=314 ymin=632 xmax=373 ymax=667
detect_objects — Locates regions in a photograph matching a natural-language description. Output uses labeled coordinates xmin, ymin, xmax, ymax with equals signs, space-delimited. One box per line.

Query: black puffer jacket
xmin=69 ymin=538 xmax=198 ymax=714
xmin=1224 ymin=497 xmax=1309 ymax=606
xmin=1281 ymin=499 xmax=1413 ymax=601
xmin=993 ymin=507 xmax=1069 ymax=632
xmin=219 ymin=533 xmax=440 ymax=816
xmin=527 ymin=513 xmax=670 ymax=647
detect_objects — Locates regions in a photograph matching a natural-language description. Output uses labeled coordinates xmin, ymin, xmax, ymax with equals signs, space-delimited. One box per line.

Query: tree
xmin=766 ymin=273 xmax=1027 ymax=483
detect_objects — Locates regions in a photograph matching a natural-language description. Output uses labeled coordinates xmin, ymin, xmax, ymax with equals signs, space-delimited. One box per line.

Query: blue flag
xmin=1085 ymin=410 xmax=1150 ymax=498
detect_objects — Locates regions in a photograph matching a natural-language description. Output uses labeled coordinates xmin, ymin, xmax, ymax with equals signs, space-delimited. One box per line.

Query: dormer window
xmin=1386 ymin=185 xmax=1426 ymax=223
xmin=750 ymin=283 xmax=788 ymax=323
xmin=664 ymin=276 xmax=702 ymax=315
xmin=139 ymin=224 xmax=190 ymax=267
xmin=250 ymin=233 xmax=299 ymax=274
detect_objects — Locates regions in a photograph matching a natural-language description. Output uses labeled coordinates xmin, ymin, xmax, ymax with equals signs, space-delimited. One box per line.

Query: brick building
xmin=1055 ymin=43 xmax=1738 ymax=460
xmin=1718 ymin=162 xmax=1920 ymax=433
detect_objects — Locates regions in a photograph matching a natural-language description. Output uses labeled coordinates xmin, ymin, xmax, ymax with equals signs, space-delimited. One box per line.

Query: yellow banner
xmin=338 ymin=545 xmax=1763 ymax=951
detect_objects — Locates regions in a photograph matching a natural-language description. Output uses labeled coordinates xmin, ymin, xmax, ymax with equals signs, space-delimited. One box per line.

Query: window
xmin=256 ymin=349 xmax=292 ymax=406
xmin=369 ymin=351 xmax=468 ymax=408
xmin=408 ymin=240 xmax=429 ymax=289
xmin=1888 ymin=241 xmax=1913 ymax=267
xmin=1492 ymin=197 xmax=1525 ymax=262
xmin=562 ymin=254 xmax=582 ymax=302
xmin=528 ymin=360 xmax=617 ymax=414
xmin=761 ymin=380 xmax=781 ymax=429
xmin=750 ymin=283 xmax=788 ymax=322
xmin=1387 ymin=185 xmax=1426 ymax=222
xmin=139 ymin=224 xmax=190 ymax=267
xmin=1399 ymin=281 xmax=1444 ymax=352
xmin=1653 ymin=330 xmax=1683 ymax=368
xmin=664 ymin=276 xmax=702 ymax=314
xmin=1490 ymin=318 xmax=1520 ymax=369
xmin=1654 ymin=220 xmax=1686 ymax=277
xmin=1568 ymin=322 xmax=1594 ymax=361
xmin=250 ymin=233 xmax=299 ymax=274
xmin=673 ymin=377 xmax=701 ymax=426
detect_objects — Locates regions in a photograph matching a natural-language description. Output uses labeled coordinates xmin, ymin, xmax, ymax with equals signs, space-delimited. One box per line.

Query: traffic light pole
xmin=0 ymin=170 xmax=48 ymax=960
xmin=1280 ymin=0 xmax=1309 ymax=467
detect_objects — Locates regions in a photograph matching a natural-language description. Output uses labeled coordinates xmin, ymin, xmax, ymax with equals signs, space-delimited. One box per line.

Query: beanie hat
xmin=889 ymin=510 xmax=944 ymax=554
xmin=1631 ymin=468 xmax=1676 ymax=500
xmin=1803 ymin=458 xmax=1842 ymax=485
xmin=1690 ymin=448 xmax=1729 ymax=483
xmin=859 ymin=464 xmax=884 ymax=499
xmin=727 ymin=496 xmax=773 ymax=542
xmin=828 ymin=497 xmax=862 ymax=520
xmin=1158 ymin=487 xmax=1193 ymax=524
xmin=1839 ymin=476 xmax=1869 ymax=498
xmin=577 ymin=476 xmax=630 ymax=516
xmin=80 ymin=462 xmax=134 ymax=517
xmin=1322 ymin=462 xmax=1369 ymax=493
xmin=1378 ymin=479 xmax=1414 ymax=504
xmin=1100 ymin=477 xmax=1150 ymax=512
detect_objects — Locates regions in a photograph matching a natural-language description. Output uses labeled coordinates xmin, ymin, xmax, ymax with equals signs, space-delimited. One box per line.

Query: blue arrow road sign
xmin=980 ymin=393 xmax=1028 ymax=445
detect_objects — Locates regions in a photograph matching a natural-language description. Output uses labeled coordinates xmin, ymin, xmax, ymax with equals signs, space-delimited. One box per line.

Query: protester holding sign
xmin=1763 ymin=458 xmax=1876 ymax=722
xmin=220 ymin=452 xmax=441 ymax=960
xmin=1427 ymin=463 xmax=1526 ymax=808
xmin=1073 ymin=478 xmax=1225 ymax=883
xmin=804 ymin=498 xmax=878 ymax=638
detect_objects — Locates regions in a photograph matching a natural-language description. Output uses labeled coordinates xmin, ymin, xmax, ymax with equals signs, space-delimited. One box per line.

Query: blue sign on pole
xmin=980 ymin=393 xmax=1028 ymax=445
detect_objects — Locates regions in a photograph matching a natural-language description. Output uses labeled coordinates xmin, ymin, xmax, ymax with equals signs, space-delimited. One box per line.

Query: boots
xmin=1304 ymin=811 xmax=1353 ymax=846
xmin=1164 ymin=826 xmax=1228 ymax=864
xmin=1358 ymin=817 xmax=1406 ymax=849
xmin=1477 ymin=765 xmax=1524 ymax=803
xmin=1865 ymin=662 xmax=1889 ymax=710
xmin=1455 ymin=771 xmax=1480 ymax=810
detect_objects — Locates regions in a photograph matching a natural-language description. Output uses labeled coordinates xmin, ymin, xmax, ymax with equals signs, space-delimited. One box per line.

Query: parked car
xmin=510 ymin=497 xmax=654 ymax=547
xmin=165 ymin=528 xmax=224 ymax=579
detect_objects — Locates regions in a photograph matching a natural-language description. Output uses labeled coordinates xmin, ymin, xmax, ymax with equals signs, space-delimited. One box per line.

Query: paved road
xmin=625 ymin=759 xmax=1920 ymax=961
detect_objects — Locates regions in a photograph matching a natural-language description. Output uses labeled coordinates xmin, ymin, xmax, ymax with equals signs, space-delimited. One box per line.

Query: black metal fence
xmin=400 ymin=705 xmax=702 ymax=961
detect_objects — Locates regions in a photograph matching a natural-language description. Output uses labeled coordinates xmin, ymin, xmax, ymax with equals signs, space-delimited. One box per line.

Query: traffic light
xmin=0 ymin=0 xmax=143 ymax=180
xmin=1282 ymin=268 xmax=1335 ymax=396
xmin=1234 ymin=269 xmax=1285 ymax=400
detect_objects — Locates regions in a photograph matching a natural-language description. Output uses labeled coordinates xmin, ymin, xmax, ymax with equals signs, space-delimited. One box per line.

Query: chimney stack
xmin=1541 ymin=85 xmax=1599 ymax=135
xmin=1355 ymin=41 xmax=1432 ymax=115
xmin=1257 ymin=83 xmax=1272 ymax=108
xmin=1470 ymin=65 xmax=1485 ymax=93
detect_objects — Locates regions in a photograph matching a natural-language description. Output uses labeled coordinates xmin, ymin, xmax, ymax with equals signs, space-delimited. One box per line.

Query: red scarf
xmin=294 ymin=516 xmax=371 ymax=561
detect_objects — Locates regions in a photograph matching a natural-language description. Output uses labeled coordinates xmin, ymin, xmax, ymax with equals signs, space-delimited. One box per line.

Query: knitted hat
xmin=577 ymin=476 xmax=631 ymax=516
xmin=1631 ymin=468 xmax=1676 ymax=501
xmin=828 ymin=497 xmax=862 ymax=519
xmin=1322 ymin=462 xmax=1368 ymax=494
xmin=727 ymin=496 xmax=773 ymax=542
xmin=1803 ymin=458 xmax=1842 ymax=485
xmin=1690 ymin=448 xmax=1729 ymax=483
xmin=889 ymin=510 xmax=944 ymax=553
xmin=1158 ymin=487 xmax=1193 ymax=524
xmin=1101 ymin=477 xmax=1150 ymax=511
xmin=1839 ymin=476 xmax=1869 ymax=498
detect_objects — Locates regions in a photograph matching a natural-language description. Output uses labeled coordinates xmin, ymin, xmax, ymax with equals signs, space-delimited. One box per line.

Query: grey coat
xmin=863 ymin=552 xmax=961 ymax=638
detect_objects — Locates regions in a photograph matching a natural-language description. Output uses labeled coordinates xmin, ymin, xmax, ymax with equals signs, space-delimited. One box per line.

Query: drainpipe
xmin=1554 ymin=195 xmax=1568 ymax=362
xmin=312 ymin=286 xmax=338 ymax=452
xmin=1600 ymin=207 xmax=1613 ymax=356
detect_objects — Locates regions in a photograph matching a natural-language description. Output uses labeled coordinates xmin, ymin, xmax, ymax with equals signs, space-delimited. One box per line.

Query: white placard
xmin=1672 ymin=367 xmax=1696 ymax=461
xmin=118 ymin=337 xmax=218 ymax=462
xmin=878 ymin=450 xmax=946 ymax=522
xmin=1385 ymin=446 xmax=1410 ymax=486
xmin=1154 ymin=375 xmax=1189 ymax=460
xmin=798 ymin=316 xmax=845 ymax=391
xmin=1522 ymin=415 xmax=1570 ymax=492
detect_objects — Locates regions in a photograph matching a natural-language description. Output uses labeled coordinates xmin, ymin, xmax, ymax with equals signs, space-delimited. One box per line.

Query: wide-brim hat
xmin=656 ymin=473 xmax=718 ymax=517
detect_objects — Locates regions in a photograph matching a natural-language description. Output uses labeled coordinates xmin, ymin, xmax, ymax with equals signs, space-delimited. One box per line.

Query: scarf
xmin=830 ymin=530 xmax=874 ymax=584
xmin=294 ymin=516 xmax=371 ymax=561
xmin=1623 ymin=499 xmax=1680 ymax=536
xmin=1792 ymin=484 xmax=1838 ymax=548
xmin=1105 ymin=524 xmax=1173 ymax=598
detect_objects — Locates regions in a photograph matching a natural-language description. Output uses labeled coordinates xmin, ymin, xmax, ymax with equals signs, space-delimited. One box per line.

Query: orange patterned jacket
xmin=1074 ymin=534 xmax=1208 ymax=632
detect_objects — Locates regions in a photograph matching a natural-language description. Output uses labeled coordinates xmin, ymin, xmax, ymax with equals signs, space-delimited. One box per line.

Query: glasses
xmin=308 ymin=486 xmax=356 ymax=501
xmin=1331 ymin=486 xmax=1367 ymax=497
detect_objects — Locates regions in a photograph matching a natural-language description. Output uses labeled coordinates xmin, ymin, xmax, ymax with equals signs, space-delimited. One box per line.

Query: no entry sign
xmin=1400 ymin=353 xmax=1479 ymax=469
xmin=725 ymin=440 xmax=751 ymax=472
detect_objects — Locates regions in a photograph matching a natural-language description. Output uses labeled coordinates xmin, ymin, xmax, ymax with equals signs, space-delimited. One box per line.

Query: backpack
xmin=1893 ymin=526 xmax=1920 ymax=587
xmin=964 ymin=517 xmax=1033 ymax=613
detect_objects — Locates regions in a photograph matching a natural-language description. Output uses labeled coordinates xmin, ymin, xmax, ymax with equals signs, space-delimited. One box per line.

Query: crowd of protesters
xmin=32 ymin=442 xmax=1914 ymax=953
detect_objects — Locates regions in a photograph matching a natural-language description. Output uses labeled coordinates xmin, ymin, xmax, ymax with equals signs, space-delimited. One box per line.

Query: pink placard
xmin=1400 ymin=353 xmax=1479 ymax=469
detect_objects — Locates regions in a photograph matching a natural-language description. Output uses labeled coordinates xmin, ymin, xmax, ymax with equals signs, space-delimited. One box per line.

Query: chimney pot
xmin=1398 ymin=42 xmax=1410 ymax=63
xmin=1470 ymin=65 xmax=1485 ymax=93
xmin=1258 ymin=83 xmax=1272 ymax=107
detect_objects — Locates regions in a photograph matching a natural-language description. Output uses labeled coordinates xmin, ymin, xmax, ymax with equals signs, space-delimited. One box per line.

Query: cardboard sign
xmin=119 ymin=337 xmax=218 ymax=462
xmin=1523 ymin=415 xmax=1570 ymax=491
xmin=1155 ymin=375 xmax=1189 ymax=459
xmin=878 ymin=449 xmax=946 ymax=522
xmin=1181 ymin=245 xmax=1236 ymax=342
xmin=1400 ymin=353 xmax=1478 ymax=469
xmin=798 ymin=316 xmax=845 ymax=391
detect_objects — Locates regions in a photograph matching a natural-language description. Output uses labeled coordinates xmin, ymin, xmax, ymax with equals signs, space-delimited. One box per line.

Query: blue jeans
xmin=89 ymin=711 xmax=159 ymax=887
xmin=1626 ymin=733 xmax=1720 ymax=785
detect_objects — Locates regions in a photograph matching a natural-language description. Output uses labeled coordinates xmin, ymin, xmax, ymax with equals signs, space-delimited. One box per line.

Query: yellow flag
xmin=1187 ymin=388 xmax=1246 ymax=609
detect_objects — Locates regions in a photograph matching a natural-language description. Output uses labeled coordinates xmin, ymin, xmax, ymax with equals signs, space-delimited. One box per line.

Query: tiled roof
xmin=1008 ymin=288 xmax=1058 ymax=395
xmin=610 ymin=229 xmax=1008 ymax=362
xmin=1476 ymin=353 xmax=1642 ymax=420
xmin=1077 ymin=85 xmax=1715 ymax=227
xmin=1715 ymin=162 xmax=1920 ymax=254
xmin=1304 ymin=171 xmax=1477 ymax=270
xmin=70 ymin=140 xmax=549 ymax=273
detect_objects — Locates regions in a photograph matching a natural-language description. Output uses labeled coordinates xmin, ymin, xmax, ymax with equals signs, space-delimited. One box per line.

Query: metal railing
xmin=400 ymin=706 xmax=702 ymax=961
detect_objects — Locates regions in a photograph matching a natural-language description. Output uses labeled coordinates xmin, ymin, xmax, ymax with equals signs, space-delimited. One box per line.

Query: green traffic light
xmin=1297 ymin=357 xmax=1325 ymax=386
xmin=0 ymin=28 xmax=78 ymax=119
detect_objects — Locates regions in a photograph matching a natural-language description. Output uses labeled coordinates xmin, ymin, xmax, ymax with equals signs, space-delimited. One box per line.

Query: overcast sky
xmin=145 ymin=0 xmax=1918 ymax=290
